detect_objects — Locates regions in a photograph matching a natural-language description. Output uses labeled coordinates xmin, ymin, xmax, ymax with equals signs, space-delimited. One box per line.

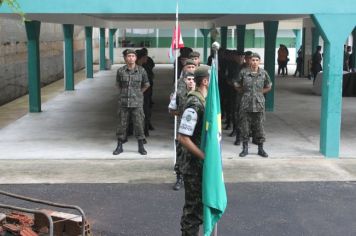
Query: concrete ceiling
xmin=1 ymin=13 xmax=307 ymax=29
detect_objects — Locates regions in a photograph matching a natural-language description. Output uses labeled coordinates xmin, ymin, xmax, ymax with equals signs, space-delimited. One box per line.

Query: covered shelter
xmin=0 ymin=0 xmax=356 ymax=158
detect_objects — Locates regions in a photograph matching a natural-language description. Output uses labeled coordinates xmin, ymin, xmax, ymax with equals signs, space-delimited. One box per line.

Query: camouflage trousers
xmin=116 ymin=107 xmax=145 ymax=141
xmin=240 ymin=111 xmax=266 ymax=144
xmin=174 ymin=142 xmax=184 ymax=175
xmin=181 ymin=174 xmax=203 ymax=236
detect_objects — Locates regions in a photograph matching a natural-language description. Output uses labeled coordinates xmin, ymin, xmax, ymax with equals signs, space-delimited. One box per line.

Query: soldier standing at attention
xmin=236 ymin=53 xmax=272 ymax=158
xmin=169 ymin=72 xmax=196 ymax=191
xmin=178 ymin=67 xmax=209 ymax=236
xmin=113 ymin=49 xmax=150 ymax=156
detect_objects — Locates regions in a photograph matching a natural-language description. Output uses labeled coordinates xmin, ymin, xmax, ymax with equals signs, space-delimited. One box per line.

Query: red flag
xmin=168 ymin=24 xmax=184 ymax=62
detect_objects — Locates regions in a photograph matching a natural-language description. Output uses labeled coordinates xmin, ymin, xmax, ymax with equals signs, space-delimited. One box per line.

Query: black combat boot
xmin=138 ymin=139 xmax=147 ymax=155
xmin=173 ymin=174 xmax=183 ymax=191
xmin=113 ymin=140 xmax=123 ymax=155
xmin=229 ymin=129 xmax=237 ymax=137
xmin=258 ymin=143 xmax=268 ymax=158
xmin=234 ymin=135 xmax=241 ymax=146
xmin=239 ymin=142 xmax=248 ymax=157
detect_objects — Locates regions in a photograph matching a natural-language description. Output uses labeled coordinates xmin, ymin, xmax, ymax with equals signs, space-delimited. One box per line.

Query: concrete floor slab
xmin=0 ymin=64 xmax=355 ymax=159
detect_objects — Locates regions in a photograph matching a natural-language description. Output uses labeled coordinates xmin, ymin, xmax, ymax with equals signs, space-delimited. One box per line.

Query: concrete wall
xmin=0 ymin=18 xmax=86 ymax=106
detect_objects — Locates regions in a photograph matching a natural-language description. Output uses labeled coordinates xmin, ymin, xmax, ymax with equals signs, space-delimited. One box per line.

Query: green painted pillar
xmin=85 ymin=26 xmax=93 ymax=79
xmin=109 ymin=28 xmax=117 ymax=65
xmin=263 ymin=21 xmax=279 ymax=112
xmin=220 ymin=26 xmax=228 ymax=49
xmin=100 ymin=28 xmax=106 ymax=70
xmin=293 ymin=29 xmax=302 ymax=52
xmin=200 ymin=29 xmax=209 ymax=64
xmin=236 ymin=25 xmax=246 ymax=52
xmin=25 ymin=21 xmax=41 ymax=113
xmin=312 ymin=14 xmax=356 ymax=157
xmin=311 ymin=27 xmax=320 ymax=53
xmin=352 ymin=27 xmax=356 ymax=69
xmin=63 ymin=24 xmax=74 ymax=91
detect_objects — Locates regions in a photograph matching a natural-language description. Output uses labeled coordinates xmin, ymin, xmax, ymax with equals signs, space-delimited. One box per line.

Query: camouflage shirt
xmin=237 ymin=67 xmax=272 ymax=112
xmin=178 ymin=90 xmax=206 ymax=176
xmin=116 ymin=65 xmax=150 ymax=107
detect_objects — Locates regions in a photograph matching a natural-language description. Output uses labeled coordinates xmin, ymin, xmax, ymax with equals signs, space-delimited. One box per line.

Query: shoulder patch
xmin=178 ymin=107 xmax=198 ymax=136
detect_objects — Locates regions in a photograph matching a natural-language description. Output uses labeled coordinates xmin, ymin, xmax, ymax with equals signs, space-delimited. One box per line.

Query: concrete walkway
xmin=0 ymin=64 xmax=356 ymax=160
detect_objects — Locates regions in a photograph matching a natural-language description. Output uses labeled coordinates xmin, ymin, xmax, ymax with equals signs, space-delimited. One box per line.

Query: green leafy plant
xmin=0 ymin=0 xmax=26 ymax=21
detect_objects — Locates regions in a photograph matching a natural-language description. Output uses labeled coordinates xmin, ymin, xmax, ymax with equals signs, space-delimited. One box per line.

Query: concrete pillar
xmin=25 ymin=21 xmax=41 ymax=113
xmin=109 ymin=28 xmax=117 ymax=65
xmin=85 ymin=26 xmax=93 ymax=79
xmin=100 ymin=28 xmax=106 ymax=70
xmin=311 ymin=27 xmax=320 ymax=53
xmin=236 ymin=25 xmax=246 ymax=52
xmin=200 ymin=29 xmax=210 ymax=64
xmin=63 ymin=24 xmax=74 ymax=91
xmin=263 ymin=21 xmax=279 ymax=112
xmin=312 ymin=14 xmax=356 ymax=157
xmin=352 ymin=27 xmax=356 ymax=69
xmin=220 ymin=26 xmax=228 ymax=49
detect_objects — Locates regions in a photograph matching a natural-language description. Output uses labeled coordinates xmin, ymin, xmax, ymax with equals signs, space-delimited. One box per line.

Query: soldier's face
xmin=250 ymin=57 xmax=260 ymax=68
xmin=184 ymin=76 xmax=196 ymax=90
xmin=191 ymin=57 xmax=200 ymax=66
xmin=125 ymin=53 xmax=137 ymax=65
xmin=245 ymin=56 xmax=252 ymax=65
xmin=184 ymin=65 xmax=196 ymax=74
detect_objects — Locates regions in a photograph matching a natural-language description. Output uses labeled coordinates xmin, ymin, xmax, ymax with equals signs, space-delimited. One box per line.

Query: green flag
xmin=201 ymin=58 xmax=227 ymax=236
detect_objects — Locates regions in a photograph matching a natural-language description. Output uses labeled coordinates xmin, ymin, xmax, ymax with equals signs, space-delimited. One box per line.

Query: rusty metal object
xmin=0 ymin=204 xmax=54 ymax=236
xmin=0 ymin=190 xmax=86 ymax=236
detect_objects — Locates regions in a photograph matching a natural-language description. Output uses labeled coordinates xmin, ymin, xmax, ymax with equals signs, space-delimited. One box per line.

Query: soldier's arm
xmin=177 ymin=107 xmax=205 ymax=160
xmin=141 ymin=69 xmax=150 ymax=93
xmin=116 ymin=70 xmax=121 ymax=88
xmin=178 ymin=134 xmax=204 ymax=160
xmin=263 ymin=71 xmax=272 ymax=94
xmin=234 ymin=71 xmax=244 ymax=93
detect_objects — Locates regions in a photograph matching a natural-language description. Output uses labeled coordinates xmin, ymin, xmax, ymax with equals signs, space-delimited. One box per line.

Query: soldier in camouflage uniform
xmin=230 ymin=50 xmax=245 ymax=145
xmin=178 ymin=67 xmax=209 ymax=236
xmin=236 ymin=53 xmax=272 ymax=158
xmin=170 ymin=61 xmax=196 ymax=191
xmin=113 ymin=49 xmax=150 ymax=156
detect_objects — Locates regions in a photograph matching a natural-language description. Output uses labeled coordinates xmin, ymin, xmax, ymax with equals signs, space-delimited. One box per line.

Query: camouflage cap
xmin=244 ymin=50 xmax=253 ymax=57
xmin=184 ymin=59 xmax=196 ymax=66
xmin=189 ymin=51 xmax=200 ymax=58
xmin=251 ymin=52 xmax=261 ymax=59
xmin=184 ymin=72 xmax=195 ymax=78
xmin=123 ymin=49 xmax=136 ymax=56
xmin=194 ymin=67 xmax=209 ymax=78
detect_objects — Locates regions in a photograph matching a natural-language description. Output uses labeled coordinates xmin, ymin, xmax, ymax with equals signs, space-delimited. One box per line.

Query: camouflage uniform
xmin=116 ymin=65 xmax=150 ymax=141
xmin=174 ymin=77 xmax=190 ymax=175
xmin=237 ymin=67 xmax=272 ymax=144
xmin=178 ymin=91 xmax=205 ymax=236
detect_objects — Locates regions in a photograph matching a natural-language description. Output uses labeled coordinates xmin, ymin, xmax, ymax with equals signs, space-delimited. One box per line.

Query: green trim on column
xmin=25 ymin=21 xmax=41 ymax=113
xmin=200 ymin=29 xmax=209 ymax=64
xmin=236 ymin=25 xmax=246 ymax=52
xmin=311 ymin=27 xmax=320 ymax=53
xmin=312 ymin=14 xmax=356 ymax=158
xmin=293 ymin=29 xmax=302 ymax=52
xmin=109 ymin=28 xmax=117 ymax=64
xmin=263 ymin=21 xmax=279 ymax=112
xmin=220 ymin=26 xmax=228 ymax=49
xmin=63 ymin=24 xmax=74 ymax=91
xmin=302 ymin=27 xmax=306 ymax=75
xmin=85 ymin=26 xmax=93 ymax=79
xmin=100 ymin=28 xmax=106 ymax=70
xmin=352 ymin=27 xmax=356 ymax=69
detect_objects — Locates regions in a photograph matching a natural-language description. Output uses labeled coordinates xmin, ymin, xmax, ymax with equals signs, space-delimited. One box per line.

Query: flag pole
xmin=211 ymin=41 xmax=220 ymax=236
xmin=173 ymin=0 xmax=179 ymax=164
